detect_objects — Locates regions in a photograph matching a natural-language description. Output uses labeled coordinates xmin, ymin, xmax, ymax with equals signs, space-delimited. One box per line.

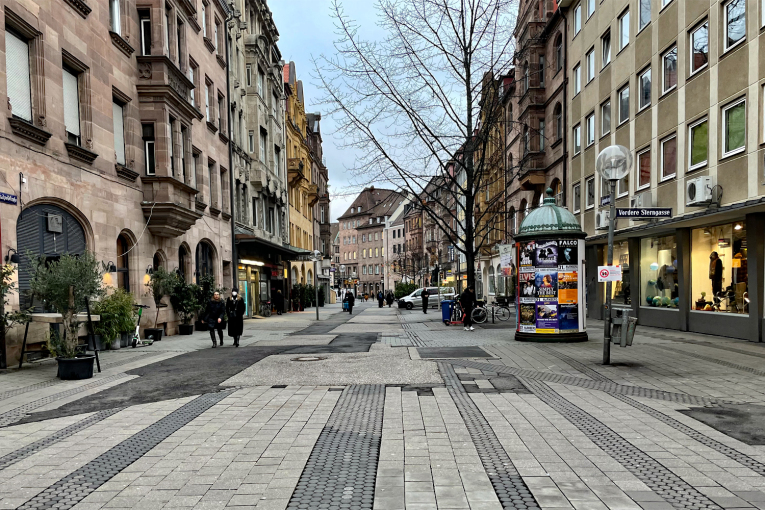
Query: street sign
xmin=601 ymin=195 xmax=611 ymax=206
xmin=0 ymin=193 xmax=17 ymax=205
xmin=615 ymin=208 xmax=672 ymax=219
xmin=597 ymin=265 xmax=622 ymax=282
xmin=330 ymin=267 xmax=336 ymax=272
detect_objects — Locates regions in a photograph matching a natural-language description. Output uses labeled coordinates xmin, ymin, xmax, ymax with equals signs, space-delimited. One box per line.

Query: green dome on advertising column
xmin=514 ymin=188 xmax=586 ymax=241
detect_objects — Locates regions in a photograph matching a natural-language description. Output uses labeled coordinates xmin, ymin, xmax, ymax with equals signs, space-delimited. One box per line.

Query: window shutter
xmin=113 ymin=102 xmax=125 ymax=165
xmin=62 ymin=69 xmax=80 ymax=137
xmin=6 ymin=31 xmax=32 ymax=122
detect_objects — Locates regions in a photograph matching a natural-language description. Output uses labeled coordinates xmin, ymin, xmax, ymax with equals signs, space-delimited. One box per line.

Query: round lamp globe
xmin=596 ymin=145 xmax=632 ymax=181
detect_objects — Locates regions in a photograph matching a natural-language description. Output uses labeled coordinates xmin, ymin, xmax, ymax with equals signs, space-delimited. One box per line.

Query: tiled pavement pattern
xmin=438 ymin=362 xmax=540 ymax=509
xmin=17 ymin=391 xmax=234 ymax=510
xmin=287 ymin=385 xmax=384 ymax=510
xmin=0 ymin=408 xmax=123 ymax=471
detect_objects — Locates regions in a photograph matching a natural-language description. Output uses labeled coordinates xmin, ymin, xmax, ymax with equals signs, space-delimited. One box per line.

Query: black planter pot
xmin=57 ymin=355 xmax=95 ymax=380
xmin=87 ymin=335 xmax=108 ymax=351
xmin=119 ymin=332 xmax=130 ymax=348
xmin=144 ymin=328 xmax=163 ymax=341
xmin=195 ymin=320 xmax=208 ymax=331
xmin=179 ymin=324 xmax=194 ymax=335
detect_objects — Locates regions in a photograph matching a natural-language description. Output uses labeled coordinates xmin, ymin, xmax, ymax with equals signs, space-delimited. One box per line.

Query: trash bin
xmin=441 ymin=300 xmax=454 ymax=324
xmin=610 ymin=304 xmax=637 ymax=347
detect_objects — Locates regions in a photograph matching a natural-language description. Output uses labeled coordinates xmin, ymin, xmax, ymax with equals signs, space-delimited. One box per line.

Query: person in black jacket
xmin=206 ymin=291 xmax=226 ymax=347
xmin=346 ymin=290 xmax=355 ymax=314
xmin=386 ymin=291 xmax=394 ymax=307
xmin=459 ymin=286 xmax=477 ymax=331
xmin=226 ymin=291 xmax=246 ymax=347
xmin=377 ymin=291 xmax=384 ymax=308
xmin=421 ymin=288 xmax=430 ymax=313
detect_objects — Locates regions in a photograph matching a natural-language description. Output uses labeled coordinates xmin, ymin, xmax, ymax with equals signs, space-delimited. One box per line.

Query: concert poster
xmin=534 ymin=241 xmax=558 ymax=268
xmin=535 ymin=300 xmax=559 ymax=332
xmin=557 ymin=272 xmax=578 ymax=304
xmin=558 ymin=304 xmax=579 ymax=332
xmin=534 ymin=271 xmax=558 ymax=298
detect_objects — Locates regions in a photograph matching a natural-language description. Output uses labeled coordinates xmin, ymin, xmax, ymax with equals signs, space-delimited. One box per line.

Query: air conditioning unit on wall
xmin=595 ymin=209 xmax=610 ymax=230
xmin=686 ymin=176 xmax=713 ymax=207
xmin=630 ymin=191 xmax=653 ymax=208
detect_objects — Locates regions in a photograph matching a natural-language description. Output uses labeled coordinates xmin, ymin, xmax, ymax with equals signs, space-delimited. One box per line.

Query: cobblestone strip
xmin=651 ymin=333 xmax=765 ymax=360
xmin=0 ymin=373 xmax=132 ymax=427
xmin=16 ymin=389 xmax=234 ymax=510
xmin=521 ymin=378 xmax=721 ymax=510
xmin=542 ymin=346 xmax=765 ymax=478
xmin=0 ymin=408 xmax=123 ymax=471
xmin=649 ymin=344 xmax=765 ymax=377
xmin=287 ymin=385 xmax=384 ymax=510
xmin=444 ymin=359 xmax=729 ymax=405
xmin=438 ymin=362 xmax=540 ymax=509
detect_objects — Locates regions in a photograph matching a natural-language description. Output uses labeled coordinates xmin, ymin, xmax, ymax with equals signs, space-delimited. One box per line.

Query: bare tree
xmin=316 ymin=0 xmax=518 ymax=290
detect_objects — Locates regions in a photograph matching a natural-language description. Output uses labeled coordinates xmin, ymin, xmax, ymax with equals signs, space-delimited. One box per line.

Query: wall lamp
xmin=146 ymin=265 xmax=154 ymax=275
xmin=5 ymin=248 xmax=19 ymax=264
xmin=106 ymin=261 xmax=117 ymax=272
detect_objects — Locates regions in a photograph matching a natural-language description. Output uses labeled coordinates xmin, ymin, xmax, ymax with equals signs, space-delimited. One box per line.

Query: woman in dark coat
xmin=206 ymin=291 xmax=226 ymax=347
xmin=346 ymin=290 xmax=355 ymax=314
xmin=226 ymin=291 xmax=246 ymax=347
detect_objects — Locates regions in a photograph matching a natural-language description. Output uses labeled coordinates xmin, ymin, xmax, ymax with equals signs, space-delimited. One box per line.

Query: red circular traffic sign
xmin=599 ymin=268 xmax=610 ymax=278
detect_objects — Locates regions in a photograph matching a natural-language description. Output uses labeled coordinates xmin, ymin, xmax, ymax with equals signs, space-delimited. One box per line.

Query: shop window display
xmin=640 ymin=235 xmax=678 ymax=308
xmin=691 ymin=223 xmax=748 ymax=314
xmin=603 ymin=241 xmax=630 ymax=304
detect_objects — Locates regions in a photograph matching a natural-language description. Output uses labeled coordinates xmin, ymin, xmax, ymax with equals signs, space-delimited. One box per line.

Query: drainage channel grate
xmin=541 ymin=346 xmax=765 ymax=479
xmin=17 ymin=390 xmax=234 ymax=510
xmin=521 ymin=378 xmax=721 ymax=510
xmin=0 ymin=407 xmax=123 ymax=471
xmin=438 ymin=362 xmax=540 ymax=510
xmin=287 ymin=385 xmax=384 ymax=510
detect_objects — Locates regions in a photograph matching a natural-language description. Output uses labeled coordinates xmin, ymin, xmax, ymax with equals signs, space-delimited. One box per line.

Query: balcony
xmin=136 ymin=56 xmax=201 ymax=122
xmin=141 ymin=176 xmax=203 ymax=237
xmin=518 ymin=87 xmax=545 ymax=116
xmin=517 ymin=152 xmax=547 ymax=191
xmin=307 ymin=183 xmax=319 ymax=206
xmin=250 ymin=159 xmax=268 ymax=191
xmin=288 ymin=158 xmax=307 ymax=186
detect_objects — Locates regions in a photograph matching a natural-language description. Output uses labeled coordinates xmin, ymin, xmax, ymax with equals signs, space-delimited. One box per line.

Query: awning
xmin=235 ymin=234 xmax=303 ymax=259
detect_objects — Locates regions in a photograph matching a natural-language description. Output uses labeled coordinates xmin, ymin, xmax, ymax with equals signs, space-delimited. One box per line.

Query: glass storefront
xmin=640 ymin=235 xmax=678 ymax=308
xmin=603 ymin=241 xmax=630 ymax=304
xmin=691 ymin=223 xmax=748 ymax=313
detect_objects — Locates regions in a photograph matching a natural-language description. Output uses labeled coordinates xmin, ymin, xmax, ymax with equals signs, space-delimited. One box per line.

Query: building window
xmin=139 ymin=10 xmax=151 ymax=55
xmin=573 ymin=64 xmax=581 ymax=95
xmin=168 ymin=116 xmax=176 ymax=177
xmin=691 ymin=224 xmax=747 ymax=314
xmin=248 ymin=131 xmax=254 ymax=153
xmin=585 ymin=177 xmax=595 ymax=209
xmin=539 ymin=55 xmax=545 ymax=86
xmin=188 ymin=61 xmax=198 ymax=108
xmin=113 ymin=100 xmax=125 ymax=166
xmin=688 ymin=117 xmax=708 ymax=171
xmin=143 ymin=123 xmax=155 ymax=175
xmin=205 ymin=80 xmax=212 ymax=122
xmin=586 ymin=114 xmax=595 ymax=146
xmin=662 ymin=46 xmax=677 ymax=93
xmin=722 ymin=98 xmax=746 ymax=157
xmin=246 ymin=64 xmax=252 ymax=87
xmin=660 ymin=134 xmax=677 ymax=180
xmin=259 ymin=129 xmax=267 ymax=163
xmin=587 ymin=0 xmax=595 ymax=19
xmin=116 ymin=234 xmax=131 ymax=291
xmin=637 ymin=148 xmax=651 ymax=189
xmin=724 ymin=0 xmax=746 ymax=52
xmin=601 ymin=100 xmax=611 ymax=136
xmin=586 ymin=49 xmax=594 ymax=83
xmin=5 ymin=30 xmax=32 ymax=123
xmin=639 ymin=0 xmax=651 ymax=30
xmin=202 ymin=2 xmax=207 ymax=38
xmin=573 ymin=183 xmax=581 ymax=213
xmin=539 ymin=120 xmax=545 ymax=151
xmin=574 ymin=3 xmax=581 ymax=34
xmin=618 ymin=10 xmax=629 ymax=50
xmin=618 ymin=85 xmax=629 ymax=124
xmin=602 ymin=31 xmax=611 ymax=67
xmin=110 ymin=0 xmax=121 ymax=35
xmin=258 ymin=70 xmax=264 ymax=97
xmin=573 ymin=124 xmax=581 ymax=154
xmin=554 ymin=103 xmax=562 ymax=140
xmin=640 ymin=235 xmax=677 ymax=309
xmin=62 ymin=67 xmax=81 ymax=145
xmin=690 ymin=23 xmax=709 ymax=74
xmin=217 ymin=93 xmax=224 ymax=131
xmin=638 ymin=68 xmax=651 ymax=110
xmin=555 ymin=34 xmax=563 ymax=72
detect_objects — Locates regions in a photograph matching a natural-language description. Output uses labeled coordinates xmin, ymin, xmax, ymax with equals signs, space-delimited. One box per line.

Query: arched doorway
xmin=17 ymin=204 xmax=87 ymax=307
xmin=116 ymin=233 xmax=132 ymax=291
xmin=196 ymin=241 xmax=214 ymax=279
xmin=179 ymin=244 xmax=191 ymax=281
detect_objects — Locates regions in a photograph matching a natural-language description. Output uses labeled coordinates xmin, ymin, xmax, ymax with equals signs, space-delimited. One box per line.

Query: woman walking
xmin=226 ymin=290 xmax=246 ymax=347
xmin=206 ymin=291 xmax=226 ymax=347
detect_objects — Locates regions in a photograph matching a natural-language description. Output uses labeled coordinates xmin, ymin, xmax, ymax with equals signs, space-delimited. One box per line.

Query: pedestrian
xmin=226 ymin=290 xmax=246 ymax=347
xmin=275 ymin=289 xmax=284 ymax=315
xmin=421 ymin=287 xmax=430 ymax=314
xmin=377 ymin=290 xmax=384 ymax=308
xmin=386 ymin=291 xmax=394 ymax=307
xmin=346 ymin=290 xmax=355 ymax=314
xmin=459 ymin=286 xmax=477 ymax=331
xmin=206 ymin=291 xmax=226 ymax=347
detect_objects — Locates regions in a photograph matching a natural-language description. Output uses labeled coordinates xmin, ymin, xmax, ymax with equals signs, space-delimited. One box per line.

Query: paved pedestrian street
xmin=4 ymin=304 xmax=765 ymax=509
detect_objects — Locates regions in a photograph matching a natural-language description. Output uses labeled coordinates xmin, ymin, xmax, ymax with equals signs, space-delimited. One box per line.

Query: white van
xmin=398 ymin=287 xmax=456 ymax=309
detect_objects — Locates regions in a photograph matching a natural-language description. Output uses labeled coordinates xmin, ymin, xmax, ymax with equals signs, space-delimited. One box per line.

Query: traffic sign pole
xmin=603 ymin=180 xmax=616 ymax=365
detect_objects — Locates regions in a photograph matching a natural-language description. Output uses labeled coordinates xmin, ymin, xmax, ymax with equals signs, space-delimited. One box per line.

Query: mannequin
xmin=709 ymin=251 xmax=723 ymax=296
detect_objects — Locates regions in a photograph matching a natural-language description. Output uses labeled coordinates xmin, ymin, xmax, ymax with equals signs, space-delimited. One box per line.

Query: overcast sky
xmin=269 ymin=1 xmax=381 ymax=223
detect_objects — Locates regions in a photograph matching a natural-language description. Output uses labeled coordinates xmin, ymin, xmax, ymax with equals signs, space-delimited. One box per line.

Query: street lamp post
xmin=310 ymin=250 xmax=322 ymax=321
xmin=595 ymin=145 xmax=632 ymax=365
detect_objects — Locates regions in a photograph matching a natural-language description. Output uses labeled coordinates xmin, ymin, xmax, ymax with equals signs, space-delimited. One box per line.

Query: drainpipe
xmin=562 ymin=10 xmax=568 ymax=208
xmin=225 ymin=10 xmax=238 ymax=292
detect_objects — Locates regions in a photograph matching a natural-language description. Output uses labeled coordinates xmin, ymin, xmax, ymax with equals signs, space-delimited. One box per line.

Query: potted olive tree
xmin=145 ymin=267 xmax=171 ymax=341
xmin=169 ymin=273 xmax=199 ymax=335
xmin=28 ymin=252 xmax=104 ymax=380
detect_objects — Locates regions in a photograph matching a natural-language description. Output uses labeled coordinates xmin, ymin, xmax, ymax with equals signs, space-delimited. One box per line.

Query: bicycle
xmin=260 ymin=301 xmax=272 ymax=317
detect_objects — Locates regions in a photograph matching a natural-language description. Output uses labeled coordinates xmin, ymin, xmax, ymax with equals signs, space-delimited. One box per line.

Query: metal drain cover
xmin=291 ymin=356 xmax=326 ymax=362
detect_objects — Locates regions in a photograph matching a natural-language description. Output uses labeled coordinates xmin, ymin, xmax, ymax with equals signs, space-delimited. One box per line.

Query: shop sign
xmin=597 ymin=265 xmax=622 ymax=282
xmin=615 ymin=208 xmax=672 ymax=219
xmin=498 ymin=244 xmax=514 ymax=268
xmin=271 ymin=269 xmax=283 ymax=279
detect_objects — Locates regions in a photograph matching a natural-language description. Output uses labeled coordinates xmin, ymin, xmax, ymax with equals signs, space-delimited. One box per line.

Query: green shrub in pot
xmin=92 ymin=288 xmax=135 ymax=347
xmin=0 ymin=263 xmax=31 ymax=343
xmin=169 ymin=272 xmax=199 ymax=325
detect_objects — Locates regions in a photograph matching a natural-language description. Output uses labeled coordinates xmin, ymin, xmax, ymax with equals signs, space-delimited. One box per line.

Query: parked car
xmin=398 ymin=287 xmax=456 ymax=309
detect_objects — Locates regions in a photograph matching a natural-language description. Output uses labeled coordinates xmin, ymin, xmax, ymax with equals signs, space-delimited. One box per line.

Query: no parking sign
xmin=597 ymin=266 xmax=622 ymax=282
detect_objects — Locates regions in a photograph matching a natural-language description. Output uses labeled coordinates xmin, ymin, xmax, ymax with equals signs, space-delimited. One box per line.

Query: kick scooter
xmin=131 ymin=304 xmax=153 ymax=348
